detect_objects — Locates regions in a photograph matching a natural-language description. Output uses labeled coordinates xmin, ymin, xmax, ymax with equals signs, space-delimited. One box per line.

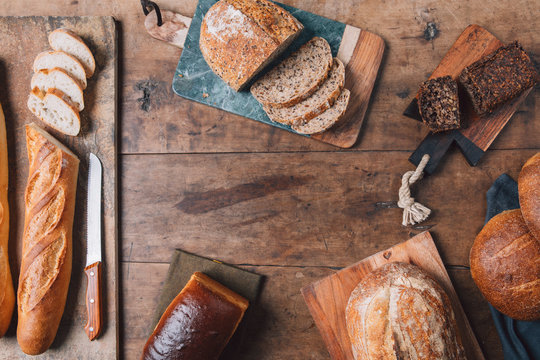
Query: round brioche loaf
xmin=470 ymin=209 xmax=540 ymax=320
xmin=518 ymin=152 xmax=540 ymax=241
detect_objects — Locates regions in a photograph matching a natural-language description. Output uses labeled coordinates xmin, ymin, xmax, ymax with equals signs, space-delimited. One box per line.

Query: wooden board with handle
xmin=404 ymin=24 xmax=533 ymax=174
xmin=151 ymin=0 xmax=384 ymax=149
xmin=0 ymin=16 xmax=117 ymax=359
xmin=301 ymin=232 xmax=484 ymax=360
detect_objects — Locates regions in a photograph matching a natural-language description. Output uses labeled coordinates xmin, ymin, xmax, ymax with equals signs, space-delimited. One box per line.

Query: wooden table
xmin=2 ymin=0 xmax=539 ymax=358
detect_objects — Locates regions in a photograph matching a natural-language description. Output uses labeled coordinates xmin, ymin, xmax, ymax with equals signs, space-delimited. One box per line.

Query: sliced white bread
xmin=264 ymin=58 xmax=345 ymax=125
xmin=33 ymin=51 xmax=87 ymax=89
xmin=48 ymin=28 xmax=95 ymax=77
xmin=251 ymin=37 xmax=333 ymax=108
xmin=292 ymin=89 xmax=350 ymax=135
xmin=31 ymin=68 xmax=84 ymax=111
xmin=27 ymin=88 xmax=81 ymax=136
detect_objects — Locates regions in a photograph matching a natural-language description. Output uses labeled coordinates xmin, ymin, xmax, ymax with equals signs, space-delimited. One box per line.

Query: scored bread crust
xmin=264 ymin=58 xmax=345 ymax=125
xmin=48 ymin=28 xmax=96 ymax=78
xmin=251 ymin=37 xmax=333 ymax=108
xmin=470 ymin=209 xmax=540 ymax=321
xmin=200 ymin=0 xmax=302 ymax=91
xmin=27 ymin=87 xmax=81 ymax=136
xmin=0 ymin=103 xmax=14 ymax=338
xmin=33 ymin=50 xmax=87 ymax=89
xmin=17 ymin=123 xmax=79 ymax=355
xmin=31 ymin=68 xmax=85 ymax=111
xmin=518 ymin=153 xmax=540 ymax=241
xmin=346 ymin=262 xmax=466 ymax=360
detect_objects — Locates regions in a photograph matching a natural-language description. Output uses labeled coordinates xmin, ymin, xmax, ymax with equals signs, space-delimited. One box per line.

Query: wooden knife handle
xmin=84 ymin=261 xmax=102 ymax=340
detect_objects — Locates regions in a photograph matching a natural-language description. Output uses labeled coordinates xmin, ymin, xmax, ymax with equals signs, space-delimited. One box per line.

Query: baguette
xmin=27 ymin=87 xmax=81 ymax=136
xmin=33 ymin=50 xmax=87 ymax=89
xmin=0 ymin=102 xmax=14 ymax=337
xmin=48 ymin=28 xmax=96 ymax=78
xmin=17 ymin=123 xmax=79 ymax=355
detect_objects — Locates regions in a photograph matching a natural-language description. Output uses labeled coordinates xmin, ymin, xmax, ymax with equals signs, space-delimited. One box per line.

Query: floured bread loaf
xmin=346 ymin=262 xmax=466 ymax=360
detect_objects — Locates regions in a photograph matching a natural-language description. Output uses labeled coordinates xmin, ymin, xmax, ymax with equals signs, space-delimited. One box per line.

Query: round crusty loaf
xmin=48 ymin=28 xmax=95 ymax=77
xmin=346 ymin=262 xmax=465 ymax=360
xmin=470 ymin=209 xmax=540 ymax=320
xmin=518 ymin=152 xmax=540 ymax=241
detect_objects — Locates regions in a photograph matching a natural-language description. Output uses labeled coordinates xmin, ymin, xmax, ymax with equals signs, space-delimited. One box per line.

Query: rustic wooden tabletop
xmin=2 ymin=0 xmax=539 ymax=359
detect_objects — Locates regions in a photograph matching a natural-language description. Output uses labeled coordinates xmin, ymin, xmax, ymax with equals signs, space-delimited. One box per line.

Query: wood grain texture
xmin=302 ymin=232 xmax=483 ymax=360
xmin=0 ymin=16 xmax=117 ymax=359
xmin=84 ymin=261 xmax=103 ymax=341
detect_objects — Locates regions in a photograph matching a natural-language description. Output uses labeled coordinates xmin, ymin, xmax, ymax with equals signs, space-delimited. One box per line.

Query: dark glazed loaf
xmin=141 ymin=272 xmax=249 ymax=360
xmin=459 ymin=41 xmax=539 ymax=116
xmin=418 ymin=75 xmax=461 ymax=133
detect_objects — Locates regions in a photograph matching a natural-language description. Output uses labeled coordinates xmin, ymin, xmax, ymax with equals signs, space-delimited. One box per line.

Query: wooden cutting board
xmin=0 ymin=16 xmax=118 ymax=359
xmin=167 ymin=0 xmax=384 ymax=148
xmin=403 ymin=25 xmax=533 ymax=174
xmin=301 ymin=232 xmax=484 ymax=360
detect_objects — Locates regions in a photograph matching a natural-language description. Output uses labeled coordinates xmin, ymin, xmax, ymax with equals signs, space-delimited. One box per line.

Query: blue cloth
xmin=485 ymin=174 xmax=540 ymax=360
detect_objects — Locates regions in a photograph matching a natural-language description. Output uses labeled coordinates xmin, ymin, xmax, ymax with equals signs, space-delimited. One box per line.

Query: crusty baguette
xmin=33 ymin=50 xmax=87 ymax=89
xmin=0 ymin=102 xmax=15 ymax=337
xmin=48 ymin=28 xmax=96 ymax=78
xmin=27 ymin=87 xmax=81 ymax=136
xmin=518 ymin=152 xmax=540 ymax=241
xmin=142 ymin=272 xmax=249 ymax=360
xmin=17 ymin=123 xmax=79 ymax=355
xmin=31 ymin=68 xmax=85 ymax=111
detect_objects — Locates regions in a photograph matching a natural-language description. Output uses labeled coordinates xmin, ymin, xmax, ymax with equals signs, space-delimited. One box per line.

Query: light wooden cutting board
xmin=0 ymin=16 xmax=118 ymax=359
xmin=301 ymin=232 xmax=484 ymax=360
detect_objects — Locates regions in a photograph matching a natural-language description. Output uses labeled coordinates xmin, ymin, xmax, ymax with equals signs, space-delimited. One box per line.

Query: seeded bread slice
xmin=292 ymin=89 xmax=350 ymax=134
xmin=251 ymin=37 xmax=333 ymax=108
xmin=33 ymin=51 xmax=87 ymax=89
xmin=48 ymin=28 xmax=96 ymax=77
xmin=264 ymin=58 xmax=345 ymax=125
xmin=27 ymin=88 xmax=80 ymax=136
xmin=31 ymin=68 xmax=84 ymax=111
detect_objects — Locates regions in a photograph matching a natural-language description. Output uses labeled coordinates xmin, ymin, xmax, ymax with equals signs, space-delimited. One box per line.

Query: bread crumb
xmin=178 ymin=74 xmax=183 ymax=78
xmin=202 ymin=93 xmax=209 ymax=98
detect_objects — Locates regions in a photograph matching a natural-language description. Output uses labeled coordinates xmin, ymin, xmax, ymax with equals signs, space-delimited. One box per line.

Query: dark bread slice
xmin=418 ymin=75 xmax=461 ymax=133
xmin=264 ymin=58 xmax=345 ymax=125
xmin=251 ymin=37 xmax=333 ymax=108
xmin=459 ymin=41 xmax=539 ymax=116
xmin=292 ymin=89 xmax=350 ymax=134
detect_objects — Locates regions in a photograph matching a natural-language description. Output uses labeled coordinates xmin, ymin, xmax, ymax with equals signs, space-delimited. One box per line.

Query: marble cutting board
xmin=171 ymin=0 xmax=384 ymax=148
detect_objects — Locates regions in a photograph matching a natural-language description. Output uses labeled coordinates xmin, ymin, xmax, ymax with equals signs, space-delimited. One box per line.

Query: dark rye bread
xmin=459 ymin=41 xmax=539 ymax=116
xmin=292 ymin=89 xmax=350 ymax=134
xmin=418 ymin=76 xmax=461 ymax=133
xmin=264 ymin=58 xmax=345 ymax=125
xmin=200 ymin=0 xmax=303 ymax=91
xmin=251 ymin=37 xmax=333 ymax=108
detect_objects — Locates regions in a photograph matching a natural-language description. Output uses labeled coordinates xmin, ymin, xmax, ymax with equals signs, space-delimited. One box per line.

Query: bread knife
xmin=85 ymin=153 xmax=103 ymax=340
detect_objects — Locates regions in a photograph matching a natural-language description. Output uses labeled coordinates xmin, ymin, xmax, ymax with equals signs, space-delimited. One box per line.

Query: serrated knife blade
xmin=85 ymin=153 xmax=103 ymax=340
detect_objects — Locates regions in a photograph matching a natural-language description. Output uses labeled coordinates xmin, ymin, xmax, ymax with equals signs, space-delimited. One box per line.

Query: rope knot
xmin=397 ymin=154 xmax=431 ymax=226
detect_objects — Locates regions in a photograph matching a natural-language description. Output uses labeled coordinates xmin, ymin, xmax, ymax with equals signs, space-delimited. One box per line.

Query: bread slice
xmin=31 ymin=68 xmax=84 ymax=111
xmin=33 ymin=51 xmax=87 ymax=89
xmin=264 ymin=58 xmax=345 ymax=125
xmin=251 ymin=37 xmax=333 ymax=108
xmin=292 ymin=89 xmax=350 ymax=134
xmin=48 ymin=28 xmax=95 ymax=77
xmin=27 ymin=88 xmax=80 ymax=136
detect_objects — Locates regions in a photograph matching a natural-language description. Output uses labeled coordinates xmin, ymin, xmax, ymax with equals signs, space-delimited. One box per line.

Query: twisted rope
xmin=397 ymin=154 xmax=431 ymax=226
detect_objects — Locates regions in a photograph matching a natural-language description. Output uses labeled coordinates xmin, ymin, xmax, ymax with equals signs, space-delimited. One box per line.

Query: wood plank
xmin=0 ymin=16 xmax=117 ymax=358
xmin=121 ymin=262 xmax=503 ymax=359
xmin=2 ymin=0 xmax=537 ymax=153
xmin=120 ymin=149 xmax=536 ymax=267
xmin=302 ymin=232 xmax=483 ymax=360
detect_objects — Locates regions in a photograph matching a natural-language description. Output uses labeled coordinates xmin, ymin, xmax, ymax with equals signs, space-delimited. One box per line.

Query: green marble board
xmin=172 ymin=0 xmax=385 ymax=147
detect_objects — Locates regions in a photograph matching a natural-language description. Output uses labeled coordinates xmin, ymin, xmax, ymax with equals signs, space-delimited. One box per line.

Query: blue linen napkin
xmin=484 ymin=174 xmax=540 ymax=360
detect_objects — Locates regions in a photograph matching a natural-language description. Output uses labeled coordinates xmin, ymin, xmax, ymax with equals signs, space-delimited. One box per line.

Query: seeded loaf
xmin=200 ymin=0 xmax=302 ymax=91
xmin=33 ymin=51 xmax=87 ymax=89
xmin=251 ymin=37 xmax=333 ymax=108
xmin=48 ymin=28 xmax=96 ymax=77
xmin=264 ymin=58 xmax=345 ymax=125
xmin=418 ymin=76 xmax=461 ymax=133
xmin=292 ymin=89 xmax=350 ymax=134
xmin=31 ymin=68 xmax=84 ymax=111
xmin=27 ymin=88 xmax=81 ymax=136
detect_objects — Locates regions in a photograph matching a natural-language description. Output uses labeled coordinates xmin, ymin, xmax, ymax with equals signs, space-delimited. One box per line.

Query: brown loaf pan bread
xmin=518 ymin=152 xmax=540 ymax=241
xmin=470 ymin=209 xmax=540 ymax=321
xmin=418 ymin=75 xmax=461 ymax=133
xmin=142 ymin=272 xmax=249 ymax=360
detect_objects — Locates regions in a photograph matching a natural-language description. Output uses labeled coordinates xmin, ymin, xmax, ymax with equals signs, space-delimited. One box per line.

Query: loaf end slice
xmin=31 ymin=68 xmax=84 ymax=111
xmin=48 ymin=28 xmax=96 ymax=77
xmin=27 ymin=88 xmax=81 ymax=136
xmin=251 ymin=37 xmax=333 ymax=108
xmin=418 ymin=75 xmax=461 ymax=133
xmin=33 ymin=51 xmax=87 ymax=89
xmin=459 ymin=41 xmax=539 ymax=116
xmin=292 ymin=88 xmax=350 ymax=134
xmin=265 ymin=58 xmax=345 ymax=125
